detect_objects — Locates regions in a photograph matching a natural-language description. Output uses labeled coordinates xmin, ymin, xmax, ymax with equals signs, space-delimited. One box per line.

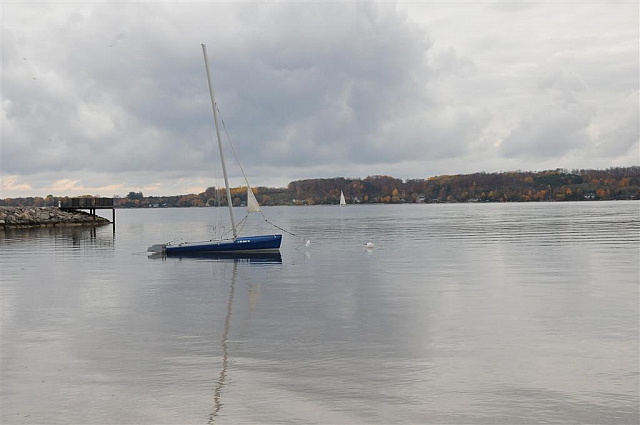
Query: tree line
xmin=286 ymin=167 xmax=639 ymax=204
xmin=1 ymin=167 xmax=638 ymax=208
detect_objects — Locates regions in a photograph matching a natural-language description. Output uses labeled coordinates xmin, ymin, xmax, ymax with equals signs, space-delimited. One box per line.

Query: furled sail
xmin=247 ymin=187 xmax=261 ymax=213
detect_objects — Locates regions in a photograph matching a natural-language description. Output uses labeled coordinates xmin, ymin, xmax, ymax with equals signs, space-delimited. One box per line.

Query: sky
xmin=1 ymin=0 xmax=638 ymax=198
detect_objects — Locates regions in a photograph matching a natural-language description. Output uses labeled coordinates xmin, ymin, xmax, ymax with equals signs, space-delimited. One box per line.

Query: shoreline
xmin=0 ymin=207 xmax=111 ymax=229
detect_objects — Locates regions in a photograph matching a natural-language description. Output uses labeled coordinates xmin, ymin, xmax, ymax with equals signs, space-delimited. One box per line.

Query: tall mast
xmin=202 ymin=43 xmax=237 ymax=239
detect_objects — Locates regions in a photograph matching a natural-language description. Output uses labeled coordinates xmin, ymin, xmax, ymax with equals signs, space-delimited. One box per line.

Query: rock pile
xmin=0 ymin=207 xmax=111 ymax=229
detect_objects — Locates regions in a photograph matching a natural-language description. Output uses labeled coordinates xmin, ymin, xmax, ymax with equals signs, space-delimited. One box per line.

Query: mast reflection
xmin=209 ymin=260 xmax=237 ymax=423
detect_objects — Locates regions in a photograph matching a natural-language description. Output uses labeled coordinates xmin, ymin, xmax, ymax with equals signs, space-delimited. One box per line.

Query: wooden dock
xmin=58 ymin=197 xmax=116 ymax=231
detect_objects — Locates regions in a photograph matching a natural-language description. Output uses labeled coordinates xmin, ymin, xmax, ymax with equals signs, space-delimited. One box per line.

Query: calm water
xmin=1 ymin=202 xmax=638 ymax=424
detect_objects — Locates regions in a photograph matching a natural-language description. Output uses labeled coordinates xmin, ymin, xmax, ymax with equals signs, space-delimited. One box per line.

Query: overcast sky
xmin=1 ymin=1 xmax=638 ymax=197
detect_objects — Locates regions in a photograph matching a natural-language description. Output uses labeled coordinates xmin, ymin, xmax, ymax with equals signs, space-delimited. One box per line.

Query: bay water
xmin=1 ymin=202 xmax=638 ymax=424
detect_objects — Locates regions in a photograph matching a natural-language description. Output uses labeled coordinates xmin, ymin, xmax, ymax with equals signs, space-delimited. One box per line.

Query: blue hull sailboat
xmin=149 ymin=44 xmax=282 ymax=256
xmin=162 ymin=234 xmax=282 ymax=255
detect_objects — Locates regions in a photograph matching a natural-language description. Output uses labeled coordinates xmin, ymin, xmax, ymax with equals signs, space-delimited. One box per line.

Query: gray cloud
xmin=1 ymin=1 xmax=638 ymax=197
xmin=500 ymin=67 xmax=597 ymax=159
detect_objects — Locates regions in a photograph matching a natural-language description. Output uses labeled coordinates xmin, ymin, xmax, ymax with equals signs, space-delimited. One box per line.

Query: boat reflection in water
xmin=149 ymin=249 xmax=278 ymax=421
xmin=148 ymin=250 xmax=282 ymax=264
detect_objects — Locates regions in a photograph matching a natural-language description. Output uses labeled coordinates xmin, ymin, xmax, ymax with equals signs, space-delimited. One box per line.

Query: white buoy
xmin=365 ymin=242 xmax=375 ymax=249
xmin=305 ymin=240 xmax=311 ymax=247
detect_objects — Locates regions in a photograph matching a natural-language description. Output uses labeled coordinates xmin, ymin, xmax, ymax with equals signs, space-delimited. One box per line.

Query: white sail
xmin=340 ymin=191 xmax=346 ymax=207
xmin=247 ymin=187 xmax=261 ymax=213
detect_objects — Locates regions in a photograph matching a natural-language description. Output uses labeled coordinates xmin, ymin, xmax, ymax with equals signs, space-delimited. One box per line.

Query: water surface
xmin=2 ymin=202 xmax=638 ymax=424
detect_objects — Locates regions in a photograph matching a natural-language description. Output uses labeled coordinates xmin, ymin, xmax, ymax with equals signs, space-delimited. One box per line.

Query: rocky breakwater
xmin=0 ymin=207 xmax=111 ymax=229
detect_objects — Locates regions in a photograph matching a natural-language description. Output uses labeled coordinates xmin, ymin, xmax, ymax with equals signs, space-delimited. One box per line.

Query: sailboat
xmin=148 ymin=44 xmax=282 ymax=256
xmin=340 ymin=190 xmax=346 ymax=207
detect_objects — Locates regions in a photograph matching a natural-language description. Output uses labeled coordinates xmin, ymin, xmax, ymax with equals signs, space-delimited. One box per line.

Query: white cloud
xmin=2 ymin=175 xmax=32 ymax=193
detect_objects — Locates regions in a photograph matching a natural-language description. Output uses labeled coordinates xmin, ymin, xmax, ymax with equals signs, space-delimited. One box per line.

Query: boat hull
xmin=163 ymin=234 xmax=282 ymax=255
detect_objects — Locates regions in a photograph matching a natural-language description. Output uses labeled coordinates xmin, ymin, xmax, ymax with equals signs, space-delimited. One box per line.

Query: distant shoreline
xmin=114 ymin=198 xmax=638 ymax=208
xmin=1 ymin=167 xmax=638 ymax=208
xmin=0 ymin=207 xmax=110 ymax=229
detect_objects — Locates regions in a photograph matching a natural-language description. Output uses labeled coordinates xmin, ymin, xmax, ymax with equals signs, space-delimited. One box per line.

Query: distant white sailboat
xmin=340 ymin=191 xmax=346 ymax=207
